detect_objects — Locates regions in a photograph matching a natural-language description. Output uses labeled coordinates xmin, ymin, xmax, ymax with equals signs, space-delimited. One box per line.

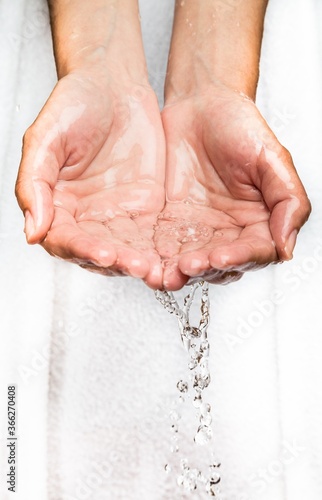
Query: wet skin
xmin=157 ymin=86 xmax=311 ymax=290
xmin=16 ymin=74 xmax=166 ymax=289
xmin=16 ymin=78 xmax=310 ymax=291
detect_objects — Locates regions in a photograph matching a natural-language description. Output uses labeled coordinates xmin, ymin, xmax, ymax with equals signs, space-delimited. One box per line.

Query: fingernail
xmin=24 ymin=210 xmax=35 ymax=238
xmin=97 ymin=249 xmax=115 ymax=267
xmin=98 ymin=249 xmax=110 ymax=259
xmin=129 ymin=259 xmax=147 ymax=279
xmin=220 ymin=254 xmax=230 ymax=267
xmin=284 ymin=229 xmax=298 ymax=260
xmin=190 ymin=258 xmax=203 ymax=270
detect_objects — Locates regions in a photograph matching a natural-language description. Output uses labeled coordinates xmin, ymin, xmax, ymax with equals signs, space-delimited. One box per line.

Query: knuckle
xmin=14 ymin=176 xmax=24 ymax=201
xmin=22 ymin=124 xmax=36 ymax=147
xmin=303 ymin=195 xmax=312 ymax=220
xmin=280 ymin=145 xmax=293 ymax=164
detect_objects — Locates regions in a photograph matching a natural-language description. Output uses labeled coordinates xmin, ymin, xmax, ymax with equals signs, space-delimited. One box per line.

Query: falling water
xmin=155 ymin=282 xmax=222 ymax=497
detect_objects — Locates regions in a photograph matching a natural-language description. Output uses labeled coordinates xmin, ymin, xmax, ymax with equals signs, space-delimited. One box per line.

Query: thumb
xmin=15 ymin=124 xmax=61 ymax=244
xmin=257 ymin=146 xmax=311 ymax=260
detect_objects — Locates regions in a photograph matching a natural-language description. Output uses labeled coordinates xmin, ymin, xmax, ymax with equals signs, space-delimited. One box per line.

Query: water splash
xmin=155 ymin=282 xmax=222 ymax=497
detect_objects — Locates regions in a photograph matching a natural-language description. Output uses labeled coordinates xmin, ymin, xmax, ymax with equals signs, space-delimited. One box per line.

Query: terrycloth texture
xmin=0 ymin=0 xmax=321 ymax=499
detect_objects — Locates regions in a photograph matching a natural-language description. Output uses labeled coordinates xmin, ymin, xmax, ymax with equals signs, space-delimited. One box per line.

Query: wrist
xmin=164 ymin=54 xmax=259 ymax=105
xmin=56 ymin=44 xmax=149 ymax=88
xmin=49 ymin=0 xmax=149 ymax=83
xmin=164 ymin=0 xmax=268 ymax=104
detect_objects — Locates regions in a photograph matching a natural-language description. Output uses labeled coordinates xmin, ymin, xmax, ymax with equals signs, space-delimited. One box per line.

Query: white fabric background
xmin=0 ymin=0 xmax=321 ymax=499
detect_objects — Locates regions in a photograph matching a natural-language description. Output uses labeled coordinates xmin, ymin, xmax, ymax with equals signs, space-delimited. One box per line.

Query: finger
xmin=153 ymin=219 xmax=182 ymax=258
xmin=143 ymin=262 xmax=163 ymax=290
xmin=107 ymin=216 xmax=151 ymax=251
xmin=134 ymin=213 xmax=163 ymax=289
xmin=43 ymin=225 xmax=117 ymax=268
xmin=15 ymin=125 xmax=61 ymax=244
xmin=43 ymin=210 xmax=117 ymax=268
xmin=78 ymin=219 xmax=150 ymax=279
xmin=206 ymin=270 xmax=243 ymax=285
xmin=187 ymin=269 xmax=243 ymax=287
xmin=256 ymin=147 xmax=311 ymax=260
xmin=153 ymin=219 xmax=189 ymax=291
xmin=177 ymin=227 xmax=240 ymax=276
xmin=178 ymin=249 xmax=210 ymax=277
xmin=107 ymin=216 xmax=159 ymax=280
xmin=104 ymin=214 xmax=164 ymax=288
xmin=208 ymin=223 xmax=277 ymax=271
xmin=161 ymin=259 xmax=189 ymax=291
xmin=78 ymin=263 xmax=126 ymax=277
xmin=115 ymin=246 xmax=150 ymax=279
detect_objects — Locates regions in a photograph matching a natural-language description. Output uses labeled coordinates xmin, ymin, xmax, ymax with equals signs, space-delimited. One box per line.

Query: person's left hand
xmin=155 ymin=86 xmax=311 ymax=290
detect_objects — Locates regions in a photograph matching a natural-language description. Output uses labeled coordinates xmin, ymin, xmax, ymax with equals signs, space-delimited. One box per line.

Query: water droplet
xmin=188 ymin=359 xmax=198 ymax=370
xmin=177 ymin=475 xmax=184 ymax=486
xmin=128 ymin=211 xmax=139 ymax=219
xmin=206 ymin=480 xmax=217 ymax=496
xmin=177 ymin=380 xmax=188 ymax=393
xmin=193 ymin=394 xmax=203 ymax=408
xmin=180 ymin=458 xmax=188 ymax=469
xmin=210 ymin=472 xmax=221 ymax=484
xmin=164 ymin=463 xmax=171 ymax=473
xmin=183 ymin=326 xmax=202 ymax=340
xmin=210 ymin=462 xmax=221 ymax=470
xmin=181 ymin=467 xmax=198 ymax=491
xmin=201 ymin=340 xmax=210 ymax=354
xmin=199 ymin=358 xmax=210 ymax=376
xmin=193 ymin=373 xmax=210 ymax=390
xmin=158 ymin=211 xmax=176 ymax=220
xmin=192 ymin=349 xmax=203 ymax=364
xmin=105 ymin=208 xmax=116 ymax=220
xmin=194 ymin=425 xmax=213 ymax=445
xmin=198 ymin=471 xmax=207 ymax=484
xmin=200 ymin=403 xmax=211 ymax=416
xmin=200 ymin=412 xmax=212 ymax=426
xmin=169 ymin=410 xmax=181 ymax=421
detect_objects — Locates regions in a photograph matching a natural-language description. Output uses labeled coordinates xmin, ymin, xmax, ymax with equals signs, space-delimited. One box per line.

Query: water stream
xmin=155 ymin=282 xmax=222 ymax=497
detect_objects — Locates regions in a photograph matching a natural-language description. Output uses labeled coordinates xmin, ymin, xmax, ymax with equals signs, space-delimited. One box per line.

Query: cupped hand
xmin=15 ymin=72 xmax=166 ymax=289
xmin=156 ymin=86 xmax=311 ymax=290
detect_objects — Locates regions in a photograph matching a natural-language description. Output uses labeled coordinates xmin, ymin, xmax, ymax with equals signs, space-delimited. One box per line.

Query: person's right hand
xmin=15 ymin=71 xmax=166 ymax=289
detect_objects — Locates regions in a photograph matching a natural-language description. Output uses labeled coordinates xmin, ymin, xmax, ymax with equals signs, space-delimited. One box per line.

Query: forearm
xmin=47 ymin=0 xmax=148 ymax=82
xmin=165 ymin=0 xmax=268 ymax=102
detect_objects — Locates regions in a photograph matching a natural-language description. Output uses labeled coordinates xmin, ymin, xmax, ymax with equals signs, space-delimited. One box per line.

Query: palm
xmin=21 ymin=74 xmax=166 ymax=288
xmin=157 ymin=88 xmax=307 ymax=290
